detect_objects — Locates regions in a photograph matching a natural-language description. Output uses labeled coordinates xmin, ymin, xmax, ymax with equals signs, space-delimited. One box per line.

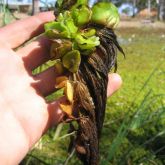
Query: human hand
xmin=0 ymin=12 xmax=122 ymax=165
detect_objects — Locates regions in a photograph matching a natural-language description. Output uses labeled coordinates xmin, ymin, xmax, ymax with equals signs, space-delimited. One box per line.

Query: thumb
xmin=107 ymin=73 xmax=122 ymax=97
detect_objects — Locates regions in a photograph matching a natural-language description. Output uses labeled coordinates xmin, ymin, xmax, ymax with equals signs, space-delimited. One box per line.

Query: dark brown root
xmin=68 ymin=27 xmax=124 ymax=165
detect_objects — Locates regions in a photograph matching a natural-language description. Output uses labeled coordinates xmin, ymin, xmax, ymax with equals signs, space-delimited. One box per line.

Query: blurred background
xmin=1 ymin=0 xmax=165 ymax=165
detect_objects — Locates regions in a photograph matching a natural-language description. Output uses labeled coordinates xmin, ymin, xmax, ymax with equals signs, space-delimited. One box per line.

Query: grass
xmin=21 ymin=27 xmax=165 ymax=164
xmin=100 ymin=27 xmax=165 ymax=165
xmin=1 ymin=3 xmax=163 ymax=164
xmin=0 ymin=3 xmax=18 ymax=26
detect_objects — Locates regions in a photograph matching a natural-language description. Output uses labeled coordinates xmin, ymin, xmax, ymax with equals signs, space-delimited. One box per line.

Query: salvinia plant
xmin=44 ymin=0 xmax=124 ymax=164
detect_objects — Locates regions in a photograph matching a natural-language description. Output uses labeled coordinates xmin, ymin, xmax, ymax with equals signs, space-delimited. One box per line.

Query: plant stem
xmin=58 ymin=131 xmax=76 ymax=140
xmin=53 ymin=123 xmax=64 ymax=140
xmin=64 ymin=149 xmax=75 ymax=165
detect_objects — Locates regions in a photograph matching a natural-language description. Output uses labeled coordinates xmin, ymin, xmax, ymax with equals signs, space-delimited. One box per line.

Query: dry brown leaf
xmin=60 ymin=103 xmax=73 ymax=118
xmin=55 ymin=76 xmax=68 ymax=88
xmin=54 ymin=61 xmax=65 ymax=75
xmin=64 ymin=80 xmax=74 ymax=103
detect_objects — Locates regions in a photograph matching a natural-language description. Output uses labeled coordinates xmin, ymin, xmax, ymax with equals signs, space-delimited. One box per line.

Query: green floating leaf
xmin=62 ymin=11 xmax=78 ymax=36
xmin=44 ymin=21 xmax=63 ymax=32
xmin=75 ymin=33 xmax=100 ymax=51
xmin=71 ymin=0 xmax=88 ymax=9
xmin=91 ymin=2 xmax=120 ymax=29
xmin=44 ymin=21 xmax=69 ymax=38
xmin=71 ymin=5 xmax=92 ymax=26
xmin=62 ymin=50 xmax=81 ymax=73
xmin=44 ymin=11 xmax=78 ymax=39
xmin=47 ymin=12 xmax=78 ymax=39
xmin=82 ymin=28 xmax=96 ymax=38
xmin=54 ymin=60 xmax=66 ymax=75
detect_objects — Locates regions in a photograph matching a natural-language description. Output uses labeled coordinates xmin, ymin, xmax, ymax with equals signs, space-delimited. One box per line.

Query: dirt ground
xmin=0 ymin=12 xmax=165 ymax=29
xmin=118 ymin=19 xmax=165 ymax=29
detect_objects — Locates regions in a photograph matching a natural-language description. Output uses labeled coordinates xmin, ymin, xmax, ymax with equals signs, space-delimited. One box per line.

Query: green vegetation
xmin=91 ymin=2 xmax=119 ymax=28
xmin=22 ymin=27 xmax=165 ymax=165
xmin=0 ymin=3 xmax=159 ymax=160
xmin=0 ymin=1 xmax=165 ymax=164
xmin=102 ymin=27 xmax=165 ymax=165
xmin=0 ymin=4 xmax=17 ymax=26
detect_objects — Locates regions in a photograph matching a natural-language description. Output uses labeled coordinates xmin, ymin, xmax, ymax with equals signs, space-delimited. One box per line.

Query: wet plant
xmin=44 ymin=0 xmax=124 ymax=164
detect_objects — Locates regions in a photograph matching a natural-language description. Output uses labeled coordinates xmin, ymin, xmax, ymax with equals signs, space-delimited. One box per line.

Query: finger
xmin=32 ymin=67 xmax=57 ymax=96
xmin=0 ymin=11 xmax=55 ymax=49
xmin=33 ymin=66 xmax=122 ymax=98
xmin=27 ymin=97 xmax=64 ymax=149
xmin=17 ymin=37 xmax=51 ymax=70
xmin=107 ymin=73 xmax=122 ymax=97
xmin=47 ymin=97 xmax=65 ymax=127
xmin=30 ymin=73 xmax=122 ymax=147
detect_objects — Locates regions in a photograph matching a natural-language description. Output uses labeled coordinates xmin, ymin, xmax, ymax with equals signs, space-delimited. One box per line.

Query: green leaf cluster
xmin=44 ymin=11 xmax=78 ymax=39
xmin=44 ymin=5 xmax=99 ymax=73
xmin=44 ymin=1 xmax=120 ymax=73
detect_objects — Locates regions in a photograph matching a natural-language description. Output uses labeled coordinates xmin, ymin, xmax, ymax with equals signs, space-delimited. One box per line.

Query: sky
xmin=6 ymin=0 xmax=56 ymax=4
xmin=6 ymin=0 xmax=97 ymax=6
